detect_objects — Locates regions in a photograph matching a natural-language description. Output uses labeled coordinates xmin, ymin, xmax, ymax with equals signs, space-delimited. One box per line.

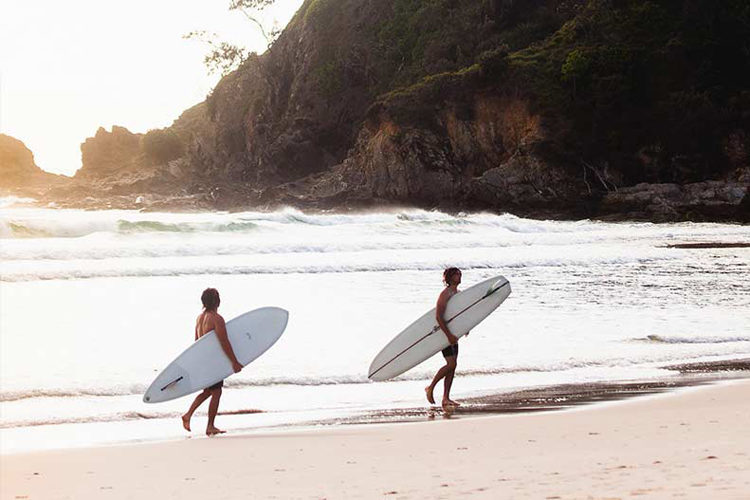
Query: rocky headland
xmin=0 ymin=134 xmax=68 ymax=195
xmin=2 ymin=0 xmax=748 ymax=221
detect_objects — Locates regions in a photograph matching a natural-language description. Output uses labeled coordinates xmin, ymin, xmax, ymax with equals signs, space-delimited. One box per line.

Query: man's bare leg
xmin=442 ymin=357 xmax=460 ymax=408
xmin=443 ymin=370 xmax=461 ymax=407
xmin=182 ymin=389 xmax=211 ymax=432
xmin=426 ymin=364 xmax=451 ymax=404
xmin=206 ymin=388 xmax=226 ymax=436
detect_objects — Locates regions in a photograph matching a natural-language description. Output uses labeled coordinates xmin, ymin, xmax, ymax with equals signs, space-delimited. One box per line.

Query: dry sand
xmin=2 ymin=380 xmax=749 ymax=499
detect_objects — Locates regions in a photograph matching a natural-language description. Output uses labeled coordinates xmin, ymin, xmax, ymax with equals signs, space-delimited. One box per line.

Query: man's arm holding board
xmin=436 ymin=290 xmax=459 ymax=345
xmin=214 ymin=315 xmax=243 ymax=373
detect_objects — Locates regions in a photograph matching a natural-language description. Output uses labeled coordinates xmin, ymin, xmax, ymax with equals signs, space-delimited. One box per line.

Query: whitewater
xmin=1 ymin=201 xmax=749 ymax=452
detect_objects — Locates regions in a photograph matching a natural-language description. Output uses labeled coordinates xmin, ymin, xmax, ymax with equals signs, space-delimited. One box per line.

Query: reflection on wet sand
xmin=304 ymin=359 xmax=750 ymax=429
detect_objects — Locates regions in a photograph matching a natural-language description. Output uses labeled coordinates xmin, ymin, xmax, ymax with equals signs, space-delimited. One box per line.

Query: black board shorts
xmin=208 ymin=380 xmax=224 ymax=390
xmin=441 ymin=343 xmax=459 ymax=358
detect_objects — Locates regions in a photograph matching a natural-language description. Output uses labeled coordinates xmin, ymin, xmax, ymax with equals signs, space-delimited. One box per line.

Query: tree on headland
xmin=184 ymin=0 xmax=280 ymax=75
xmin=229 ymin=0 xmax=281 ymax=49
xmin=142 ymin=129 xmax=183 ymax=165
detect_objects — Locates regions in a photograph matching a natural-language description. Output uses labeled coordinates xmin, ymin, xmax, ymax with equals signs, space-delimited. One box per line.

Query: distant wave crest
xmin=637 ymin=334 xmax=750 ymax=344
xmin=0 ymin=207 xmax=605 ymax=240
xmin=0 ymin=251 xmax=674 ymax=282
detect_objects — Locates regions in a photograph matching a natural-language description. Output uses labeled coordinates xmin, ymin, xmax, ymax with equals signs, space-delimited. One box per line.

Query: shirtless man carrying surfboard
xmin=181 ymin=288 xmax=243 ymax=436
xmin=425 ymin=267 xmax=464 ymax=408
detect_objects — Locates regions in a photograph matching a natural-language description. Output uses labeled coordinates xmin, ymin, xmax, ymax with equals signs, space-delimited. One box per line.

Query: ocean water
xmin=1 ymin=200 xmax=749 ymax=453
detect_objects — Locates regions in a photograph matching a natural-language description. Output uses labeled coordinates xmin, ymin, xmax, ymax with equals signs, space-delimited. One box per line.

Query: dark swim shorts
xmin=208 ymin=380 xmax=224 ymax=390
xmin=441 ymin=343 xmax=459 ymax=358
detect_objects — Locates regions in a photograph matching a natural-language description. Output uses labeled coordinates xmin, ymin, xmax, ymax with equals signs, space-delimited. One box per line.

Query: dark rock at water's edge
xmin=6 ymin=1 xmax=750 ymax=222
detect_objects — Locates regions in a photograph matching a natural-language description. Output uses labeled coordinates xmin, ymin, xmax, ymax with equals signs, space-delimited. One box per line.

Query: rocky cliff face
xmin=36 ymin=125 xmax=207 ymax=210
xmin=76 ymin=126 xmax=142 ymax=178
xmin=160 ymin=0 xmax=747 ymax=220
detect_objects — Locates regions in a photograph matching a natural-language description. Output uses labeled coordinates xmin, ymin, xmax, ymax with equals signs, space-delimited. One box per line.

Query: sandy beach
xmin=2 ymin=379 xmax=749 ymax=500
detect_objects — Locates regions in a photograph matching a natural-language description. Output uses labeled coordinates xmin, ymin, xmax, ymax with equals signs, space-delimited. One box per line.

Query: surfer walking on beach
xmin=181 ymin=288 xmax=243 ymax=436
xmin=426 ymin=267 xmax=463 ymax=408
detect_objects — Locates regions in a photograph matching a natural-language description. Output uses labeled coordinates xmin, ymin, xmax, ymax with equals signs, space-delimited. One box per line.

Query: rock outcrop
xmin=599 ymin=173 xmax=750 ymax=222
xmin=0 ymin=134 xmax=67 ymax=191
xmin=76 ymin=126 xmax=142 ymax=178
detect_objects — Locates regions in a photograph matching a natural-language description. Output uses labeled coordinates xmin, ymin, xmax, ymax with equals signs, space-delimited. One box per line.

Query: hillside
xmin=40 ymin=0 xmax=750 ymax=219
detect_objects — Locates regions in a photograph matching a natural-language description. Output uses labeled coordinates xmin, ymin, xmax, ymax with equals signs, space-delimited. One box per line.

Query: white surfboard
xmin=143 ymin=307 xmax=288 ymax=403
xmin=368 ymin=275 xmax=511 ymax=381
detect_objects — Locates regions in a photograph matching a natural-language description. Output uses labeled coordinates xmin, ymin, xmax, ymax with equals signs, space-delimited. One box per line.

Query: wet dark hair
xmin=443 ymin=267 xmax=461 ymax=286
xmin=201 ymin=288 xmax=220 ymax=311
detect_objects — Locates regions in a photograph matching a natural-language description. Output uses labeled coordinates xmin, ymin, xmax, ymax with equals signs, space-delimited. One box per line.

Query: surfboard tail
xmin=484 ymin=277 xmax=510 ymax=298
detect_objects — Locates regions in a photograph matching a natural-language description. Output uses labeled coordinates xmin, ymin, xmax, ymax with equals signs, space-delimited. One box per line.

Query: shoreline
xmin=3 ymin=378 xmax=749 ymax=499
xmin=306 ymin=362 xmax=750 ymax=429
xmin=2 ymin=359 xmax=748 ymax=456
xmin=3 ymin=192 xmax=749 ymax=224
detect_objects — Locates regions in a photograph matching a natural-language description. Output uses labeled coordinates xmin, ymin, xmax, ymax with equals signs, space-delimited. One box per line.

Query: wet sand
xmin=283 ymin=358 xmax=750 ymax=428
xmin=2 ymin=377 xmax=749 ymax=499
xmin=664 ymin=242 xmax=750 ymax=249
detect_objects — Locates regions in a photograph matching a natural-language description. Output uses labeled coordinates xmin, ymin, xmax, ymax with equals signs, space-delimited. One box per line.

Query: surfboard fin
xmin=160 ymin=375 xmax=184 ymax=392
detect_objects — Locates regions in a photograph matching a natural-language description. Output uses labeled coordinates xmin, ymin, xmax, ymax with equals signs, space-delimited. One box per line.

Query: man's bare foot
xmin=181 ymin=414 xmax=191 ymax=432
xmin=442 ymin=399 xmax=459 ymax=409
xmin=206 ymin=426 xmax=226 ymax=436
xmin=447 ymin=399 xmax=461 ymax=407
xmin=425 ymin=386 xmax=435 ymax=405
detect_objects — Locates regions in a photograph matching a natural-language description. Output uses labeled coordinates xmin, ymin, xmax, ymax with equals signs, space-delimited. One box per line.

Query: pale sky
xmin=0 ymin=0 xmax=304 ymax=176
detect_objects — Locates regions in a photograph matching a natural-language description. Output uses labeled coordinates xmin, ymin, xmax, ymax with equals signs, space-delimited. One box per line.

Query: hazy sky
xmin=0 ymin=0 xmax=304 ymax=176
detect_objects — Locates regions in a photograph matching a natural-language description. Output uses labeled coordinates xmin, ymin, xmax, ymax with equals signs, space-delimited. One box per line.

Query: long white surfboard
xmin=368 ymin=275 xmax=511 ymax=381
xmin=143 ymin=307 xmax=288 ymax=403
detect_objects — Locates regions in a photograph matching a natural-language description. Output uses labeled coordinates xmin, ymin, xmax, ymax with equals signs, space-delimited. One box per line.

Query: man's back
xmin=195 ymin=311 xmax=222 ymax=340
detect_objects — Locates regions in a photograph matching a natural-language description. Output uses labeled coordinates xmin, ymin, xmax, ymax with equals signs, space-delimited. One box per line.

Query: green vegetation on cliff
xmin=158 ymin=0 xmax=747 ymax=217
xmin=142 ymin=129 xmax=183 ymax=165
xmin=510 ymin=0 xmax=750 ymax=184
xmin=343 ymin=0 xmax=750 ymax=185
